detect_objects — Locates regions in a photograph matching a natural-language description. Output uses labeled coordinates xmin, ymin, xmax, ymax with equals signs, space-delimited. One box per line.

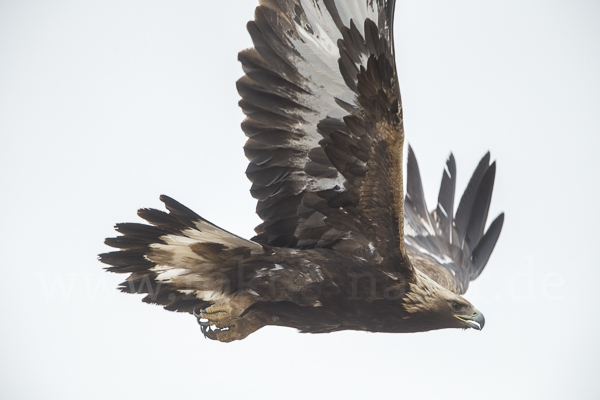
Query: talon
xmin=200 ymin=325 xmax=217 ymax=340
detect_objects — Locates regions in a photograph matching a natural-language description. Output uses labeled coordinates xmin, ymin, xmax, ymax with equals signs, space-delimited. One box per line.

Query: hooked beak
xmin=456 ymin=309 xmax=485 ymax=330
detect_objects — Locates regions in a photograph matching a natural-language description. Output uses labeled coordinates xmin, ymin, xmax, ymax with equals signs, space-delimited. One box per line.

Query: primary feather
xmin=405 ymin=146 xmax=504 ymax=294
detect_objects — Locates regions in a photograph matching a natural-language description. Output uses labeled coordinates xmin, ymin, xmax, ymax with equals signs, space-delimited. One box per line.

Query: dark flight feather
xmin=405 ymin=146 xmax=434 ymax=236
xmin=464 ymin=162 xmax=496 ymax=252
xmin=455 ymin=153 xmax=491 ymax=246
xmin=435 ymin=154 xmax=456 ymax=239
xmin=470 ymin=213 xmax=505 ymax=279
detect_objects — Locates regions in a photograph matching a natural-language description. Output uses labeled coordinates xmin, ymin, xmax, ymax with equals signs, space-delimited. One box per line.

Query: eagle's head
xmin=402 ymin=270 xmax=485 ymax=331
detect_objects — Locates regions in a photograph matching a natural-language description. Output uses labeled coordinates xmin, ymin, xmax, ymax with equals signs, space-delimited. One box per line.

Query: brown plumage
xmin=100 ymin=0 xmax=504 ymax=342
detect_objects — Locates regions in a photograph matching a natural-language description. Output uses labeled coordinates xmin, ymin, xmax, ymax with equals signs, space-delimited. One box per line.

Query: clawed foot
xmin=193 ymin=306 xmax=239 ymax=342
xmin=192 ymin=294 xmax=262 ymax=342
xmin=193 ymin=304 xmax=264 ymax=343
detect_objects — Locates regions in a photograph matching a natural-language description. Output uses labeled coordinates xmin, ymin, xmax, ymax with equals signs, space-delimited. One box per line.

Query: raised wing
xmin=239 ymin=0 xmax=409 ymax=271
xmin=404 ymin=146 xmax=505 ymax=294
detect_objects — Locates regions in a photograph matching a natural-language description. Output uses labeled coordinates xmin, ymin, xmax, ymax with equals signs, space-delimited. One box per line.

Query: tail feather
xmin=99 ymin=195 xmax=263 ymax=313
xmin=137 ymin=208 xmax=191 ymax=234
xmin=99 ymin=250 xmax=154 ymax=270
xmin=160 ymin=194 xmax=209 ymax=228
xmin=114 ymin=222 xmax=168 ymax=241
xmin=104 ymin=234 xmax=163 ymax=251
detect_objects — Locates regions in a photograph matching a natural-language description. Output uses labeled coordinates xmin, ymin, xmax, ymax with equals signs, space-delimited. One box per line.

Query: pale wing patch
xmin=261 ymin=0 xmax=388 ymax=192
xmin=332 ymin=0 xmax=378 ymax=36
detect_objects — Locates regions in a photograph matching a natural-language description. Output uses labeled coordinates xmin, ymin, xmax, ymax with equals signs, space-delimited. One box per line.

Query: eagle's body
xmin=100 ymin=0 xmax=504 ymax=342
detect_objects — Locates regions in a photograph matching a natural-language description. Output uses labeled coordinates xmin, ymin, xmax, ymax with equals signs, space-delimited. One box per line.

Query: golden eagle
xmin=100 ymin=0 xmax=504 ymax=342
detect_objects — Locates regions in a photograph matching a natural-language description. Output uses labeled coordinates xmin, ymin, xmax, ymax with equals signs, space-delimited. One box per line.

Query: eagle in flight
xmin=100 ymin=0 xmax=504 ymax=342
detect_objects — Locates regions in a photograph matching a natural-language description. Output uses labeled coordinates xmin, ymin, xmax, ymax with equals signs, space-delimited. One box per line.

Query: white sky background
xmin=1 ymin=0 xmax=599 ymax=398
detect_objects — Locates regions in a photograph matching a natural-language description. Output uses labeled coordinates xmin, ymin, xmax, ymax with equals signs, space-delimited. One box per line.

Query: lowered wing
xmin=404 ymin=146 xmax=505 ymax=294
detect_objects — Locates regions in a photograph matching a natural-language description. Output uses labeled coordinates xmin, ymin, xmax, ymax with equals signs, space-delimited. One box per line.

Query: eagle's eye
xmin=450 ymin=301 xmax=462 ymax=311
